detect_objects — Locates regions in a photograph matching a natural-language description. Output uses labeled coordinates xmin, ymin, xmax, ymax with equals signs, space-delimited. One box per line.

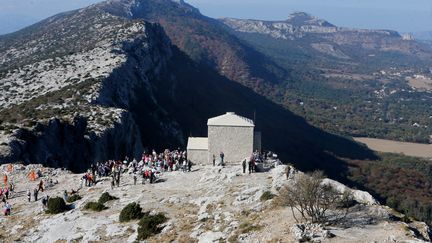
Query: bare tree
xmin=277 ymin=171 xmax=352 ymax=223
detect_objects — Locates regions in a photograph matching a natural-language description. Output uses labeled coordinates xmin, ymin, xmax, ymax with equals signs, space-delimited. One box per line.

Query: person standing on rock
xmin=38 ymin=180 xmax=44 ymax=192
xmin=220 ymin=152 xmax=224 ymax=165
xmin=33 ymin=188 xmax=38 ymax=201
xmin=27 ymin=189 xmax=31 ymax=202
xmin=133 ymin=173 xmax=137 ymax=185
xmin=248 ymin=154 xmax=255 ymax=174
xmin=182 ymin=160 xmax=187 ymax=172
xmin=3 ymin=174 xmax=8 ymax=187
xmin=42 ymin=195 xmax=49 ymax=210
xmin=63 ymin=190 xmax=68 ymax=202
xmin=212 ymin=154 xmax=216 ymax=167
xmin=141 ymin=170 xmax=146 ymax=185
xmin=3 ymin=201 xmax=11 ymax=216
xmin=188 ymin=160 xmax=192 ymax=172
xmin=242 ymin=159 xmax=247 ymax=173
xmin=116 ymin=167 xmax=121 ymax=187
xmin=111 ymin=176 xmax=115 ymax=189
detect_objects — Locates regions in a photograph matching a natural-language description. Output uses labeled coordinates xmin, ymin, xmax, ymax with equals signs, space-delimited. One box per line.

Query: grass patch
xmin=239 ymin=222 xmax=262 ymax=234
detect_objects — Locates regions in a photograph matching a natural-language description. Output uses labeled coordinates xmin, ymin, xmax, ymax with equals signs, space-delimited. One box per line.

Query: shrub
xmin=98 ymin=192 xmax=118 ymax=204
xmin=401 ymin=215 xmax=412 ymax=223
xmin=277 ymin=171 xmax=348 ymax=223
xmin=67 ymin=194 xmax=82 ymax=203
xmin=84 ymin=201 xmax=107 ymax=212
xmin=337 ymin=191 xmax=357 ymax=209
xmin=119 ymin=202 xmax=143 ymax=222
xmin=137 ymin=213 xmax=168 ymax=240
xmin=47 ymin=197 xmax=68 ymax=214
xmin=260 ymin=191 xmax=275 ymax=201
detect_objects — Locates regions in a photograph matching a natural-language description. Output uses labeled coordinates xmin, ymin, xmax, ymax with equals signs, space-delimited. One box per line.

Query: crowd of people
xmin=0 ymin=166 xmax=61 ymax=216
xmin=241 ymin=150 xmax=277 ymax=174
xmin=82 ymin=149 xmax=191 ymax=189
xmin=0 ymin=148 xmax=278 ymax=217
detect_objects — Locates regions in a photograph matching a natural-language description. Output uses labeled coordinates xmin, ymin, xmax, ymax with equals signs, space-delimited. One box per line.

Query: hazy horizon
xmin=0 ymin=0 xmax=431 ymax=35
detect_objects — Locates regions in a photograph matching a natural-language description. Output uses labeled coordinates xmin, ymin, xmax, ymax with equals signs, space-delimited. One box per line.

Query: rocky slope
xmin=1 ymin=163 xmax=430 ymax=242
xmin=0 ymin=6 xmax=176 ymax=170
xmin=94 ymin=0 xmax=288 ymax=90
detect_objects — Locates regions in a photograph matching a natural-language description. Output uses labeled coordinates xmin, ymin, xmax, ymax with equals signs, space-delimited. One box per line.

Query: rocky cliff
xmin=220 ymin=12 xmax=431 ymax=59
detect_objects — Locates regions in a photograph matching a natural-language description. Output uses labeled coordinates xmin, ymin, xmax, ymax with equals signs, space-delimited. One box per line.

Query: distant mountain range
xmin=219 ymin=12 xmax=432 ymax=143
xmin=413 ymin=31 xmax=432 ymax=41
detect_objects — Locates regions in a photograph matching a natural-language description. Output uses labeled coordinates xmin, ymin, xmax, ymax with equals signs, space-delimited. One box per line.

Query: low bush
xmin=84 ymin=201 xmax=107 ymax=212
xmin=66 ymin=194 xmax=82 ymax=203
xmin=239 ymin=222 xmax=262 ymax=234
xmin=260 ymin=191 xmax=275 ymax=201
xmin=137 ymin=213 xmax=168 ymax=240
xmin=119 ymin=202 xmax=143 ymax=222
xmin=47 ymin=197 xmax=68 ymax=214
xmin=98 ymin=192 xmax=118 ymax=204
xmin=401 ymin=215 xmax=413 ymax=223
xmin=337 ymin=191 xmax=357 ymax=209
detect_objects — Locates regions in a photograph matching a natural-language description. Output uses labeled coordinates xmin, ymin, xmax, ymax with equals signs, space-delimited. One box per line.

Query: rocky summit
xmin=0 ymin=163 xmax=430 ymax=242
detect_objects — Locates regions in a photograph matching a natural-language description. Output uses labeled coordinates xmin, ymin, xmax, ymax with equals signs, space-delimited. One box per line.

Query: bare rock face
xmin=0 ymin=114 xmax=142 ymax=172
xmin=292 ymin=223 xmax=333 ymax=242
xmin=322 ymin=178 xmax=378 ymax=205
xmin=220 ymin=12 xmax=399 ymax=41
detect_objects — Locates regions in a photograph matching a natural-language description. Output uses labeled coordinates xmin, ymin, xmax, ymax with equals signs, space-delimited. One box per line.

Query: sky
xmin=0 ymin=0 xmax=431 ymax=35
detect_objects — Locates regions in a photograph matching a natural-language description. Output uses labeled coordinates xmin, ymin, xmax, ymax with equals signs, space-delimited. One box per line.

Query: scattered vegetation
xmin=66 ymin=194 xmax=82 ymax=203
xmin=277 ymin=171 xmax=351 ymax=223
xmin=260 ymin=191 xmax=275 ymax=202
xmin=239 ymin=222 xmax=262 ymax=234
xmin=119 ymin=202 xmax=143 ymax=222
xmin=137 ymin=213 xmax=168 ymax=240
xmin=46 ymin=197 xmax=68 ymax=214
xmin=337 ymin=191 xmax=357 ymax=209
xmin=98 ymin=192 xmax=118 ymax=204
xmin=234 ymin=30 xmax=432 ymax=144
xmin=349 ymin=153 xmax=432 ymax=226
xmin=84 ymin=201 xmax=107 ymax=212
xmin=0 ymin=78 xmax=98 ymax=123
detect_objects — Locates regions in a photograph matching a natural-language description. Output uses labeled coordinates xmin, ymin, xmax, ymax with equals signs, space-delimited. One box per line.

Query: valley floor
xmin=0 ymin=164 xmax=428 ymax=242
xmin=354 ymin=137 xmax=432 ymax=158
